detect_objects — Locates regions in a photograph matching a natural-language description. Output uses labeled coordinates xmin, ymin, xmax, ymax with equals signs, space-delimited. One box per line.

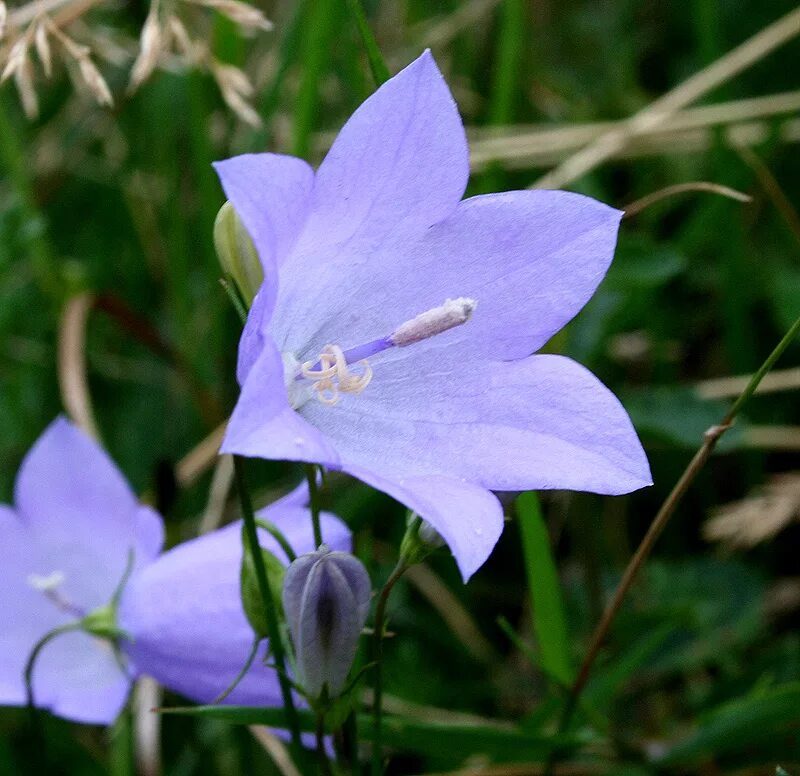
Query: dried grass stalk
xmin=189 ymin=0 xmax=272 ymax=31
xmin=704 ymin=473 xmax=800 ymax=548
xmin=129 ymin=5 xmax=163 ymax=91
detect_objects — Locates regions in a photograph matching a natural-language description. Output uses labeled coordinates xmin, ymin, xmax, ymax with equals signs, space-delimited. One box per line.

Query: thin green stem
xmin=345 ymin=0 xmax=390 ymax=86
xmin=233 ymin=455 xmax=302 ymax=752
xmin=212 ymin=637 xmax=262 ymax=704
xmin=543 ymin=312 xmax=800 ymax=775
xmin=371 ymin=560 xmax=408 ymax=776
xmin=255 ymin=518 xmax=297 ymax=563
xmin=306 ymin=464 xmax=323 ymax=548
xmin=25 ymin=622 xmax=85 ymax=710
xmin=316 ymin=712 xmax=333 ymax=776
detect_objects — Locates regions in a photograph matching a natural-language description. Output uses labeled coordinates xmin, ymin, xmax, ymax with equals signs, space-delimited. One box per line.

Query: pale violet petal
xmin=29 ymin=631 xmax=131 ymax=724
xmin=14 ymin=418 xmax=158 ymax=606
xmin=271 ymin=50 xmax=469 ymax=357
xmin=304 ymin=350 xmax=651 ymax=496
xmin=135 ymin=505 xmax=165 ymax=562
xmin=221 ymin=339 xmax=341 ymax=468
xmin=279 ymin=189 xmax=621 ymax=363
xmin=343 ymin=466 xmax=504 ymax=581
xmin=213 ymin=154 xmax=314 ymax=328
xmin=0 ymin=506 xmax=130 ymax=723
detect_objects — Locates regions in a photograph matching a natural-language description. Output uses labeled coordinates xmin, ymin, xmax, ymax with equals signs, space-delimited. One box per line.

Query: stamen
xmin=301 ymin=345 xmax=373 ymax=406
xmin=295 ymin=298 xmax=475 ymax=407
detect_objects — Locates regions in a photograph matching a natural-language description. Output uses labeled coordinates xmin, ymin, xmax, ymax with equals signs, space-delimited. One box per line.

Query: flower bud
xmin=282 ymin=546 xmax=371 ymax=699
xmin=240 ymin=539 xmax=286 ymax=640
xmin=213 ymin=200 xmax=264 ymax=306
xmin=400 ymin=513 xmax=445 ymax=566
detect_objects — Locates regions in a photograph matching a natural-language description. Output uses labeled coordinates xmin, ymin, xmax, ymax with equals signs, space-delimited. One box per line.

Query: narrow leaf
xmin=516 ymin=492 xmax=573 ymax=686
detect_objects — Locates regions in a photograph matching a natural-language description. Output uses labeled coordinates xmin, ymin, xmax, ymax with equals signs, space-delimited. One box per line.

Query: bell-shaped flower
xmin=281 ymin=547 xmax=371 ymax=699
xmin=214 ymin=50 xmax=652 ymax=582
xmin=0 ymin=417 xmax=350 ymax=724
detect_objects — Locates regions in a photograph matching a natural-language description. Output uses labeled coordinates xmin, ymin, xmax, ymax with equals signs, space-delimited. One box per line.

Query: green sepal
xmin=240 ymin=525 xmax=286 ymax=639
xmin=399 ymin=513 xmax=443 ymax=567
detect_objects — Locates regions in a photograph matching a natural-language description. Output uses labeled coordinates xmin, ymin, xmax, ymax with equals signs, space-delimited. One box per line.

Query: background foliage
xmin=2 ymin=0 xmax=800 ymax=773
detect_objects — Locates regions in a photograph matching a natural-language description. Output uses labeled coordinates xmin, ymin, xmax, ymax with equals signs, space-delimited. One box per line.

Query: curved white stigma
xmin=301 ymin=345 xmax=373 ymax=406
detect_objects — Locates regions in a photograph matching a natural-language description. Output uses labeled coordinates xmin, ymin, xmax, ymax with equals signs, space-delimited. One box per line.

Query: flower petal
xmin=0 ymin=506 xmax=61 ymax=708
xmin=213 ymin=153 xmax=314 ymax=324
xmin=281 ymin=189 xmax=621 ymax=363
xmin=0 ymin=506 xmax=130 ymax=723
xmin=221 ymin=339 xmax=341 ymax=467
xmin=14 ymin=418 xmax=159 ymax=608
xmin=270 ymin=50 xmax=469 ymax=356
xmin=344 ymin=465 xmax=504 ymax=581
xmin=135 ymin=505 xmax=165 ymax=562
xmin=120 ymin=507 xmax=349 ymax=704
xmin=305 ymin=350 xmax=651 ymax=495
xmin=29 ymin=631 xmax=131 ymax=724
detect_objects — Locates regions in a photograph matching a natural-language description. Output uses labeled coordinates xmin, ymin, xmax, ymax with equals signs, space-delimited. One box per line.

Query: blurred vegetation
xmin=2 ymin=0 xmax=800 ymax=773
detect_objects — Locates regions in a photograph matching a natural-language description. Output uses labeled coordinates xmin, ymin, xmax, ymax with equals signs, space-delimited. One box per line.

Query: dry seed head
xmin=2 ymin=37 xmax=29 ymax=83
xmin=166 ymin=14 xmax=192 ymax=57
xmin=0 ymin=2 xmax=7 ymax=40
xmin=15 ymin=51 xmax=38 ymax=117
xmin=211 ymin=59 xmax=261 ymax=126
xmin=77 ymin=53 xmax=113 ymax=105
xmin=129 ymin=8 xmax=163 ymax=91
xmin=34 ymin=20 xmax=52 ymax=77
xmin=190 ymin=0 xmax=272 ymax=31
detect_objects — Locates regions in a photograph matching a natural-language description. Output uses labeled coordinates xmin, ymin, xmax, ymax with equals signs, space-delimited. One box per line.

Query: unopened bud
xmin=390 ymin=297 xmax=476 ymax=347
xmin=400 ymin=513 xmax=445 ymax=566
xmin=282 ymin=546 xmax=371 ymax=699
xmin=214 ymin=201 xmax=264 ymax=306
xmin=240 ymin=536 xmax=286 ymax=640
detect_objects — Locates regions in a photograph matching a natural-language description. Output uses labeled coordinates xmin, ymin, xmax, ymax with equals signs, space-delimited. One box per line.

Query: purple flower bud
xmin=282 ymin=546 xmax=371 ymax=699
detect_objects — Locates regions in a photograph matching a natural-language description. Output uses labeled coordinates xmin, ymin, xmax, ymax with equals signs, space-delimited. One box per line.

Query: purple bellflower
xmin=0 ymin=417 xmax=350 ymax=724
xmin=214 ymin=51 xmax=652 ymax=581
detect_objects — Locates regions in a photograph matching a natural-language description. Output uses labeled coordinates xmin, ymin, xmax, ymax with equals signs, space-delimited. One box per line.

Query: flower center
xmin=300 ymin=345 xmax=373 ymax=406
xmin=294 ymin=297 xmax=476 ymax=407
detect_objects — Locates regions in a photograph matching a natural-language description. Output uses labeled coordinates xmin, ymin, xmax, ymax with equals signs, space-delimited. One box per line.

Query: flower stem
xmin=371 ymin=560 xmax=408 ymax=776
xmin=306 ymin=464 xmax=323 ymax=548
xmin=345 ymin=0 xmax=390 ymax=86
xmin=233 ymin=455 xmax=302 ymax=752
xmin=316 ymin=712 xmax=333 ymax=776
xmin=544 ymin=312 xmax=800 ymax=775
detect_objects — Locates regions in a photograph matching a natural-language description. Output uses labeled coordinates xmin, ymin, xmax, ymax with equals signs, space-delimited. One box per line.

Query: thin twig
xmin=532 ymin=5 xmax=800 ymax=189
xmin=623 ymin=182 xmax=751 ymax=219
xmin=545 ymin=312 xmax=800 ymax=774
xmin=58 ymin=292 xmax=101 ymax=440
xmin=736 ymin=144 xmax=800 ymax=246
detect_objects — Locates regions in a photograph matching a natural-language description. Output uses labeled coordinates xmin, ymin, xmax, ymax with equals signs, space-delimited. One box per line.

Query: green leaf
xmin=623 ymin=386 xmax=746 ymax=451
xmin=658 ymin=682 xmax=800 ymax=766
xmin=516 ymin=492 xmax=574 ymax=687
xmin=160 ymin=705 xmax=585 ymax=761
